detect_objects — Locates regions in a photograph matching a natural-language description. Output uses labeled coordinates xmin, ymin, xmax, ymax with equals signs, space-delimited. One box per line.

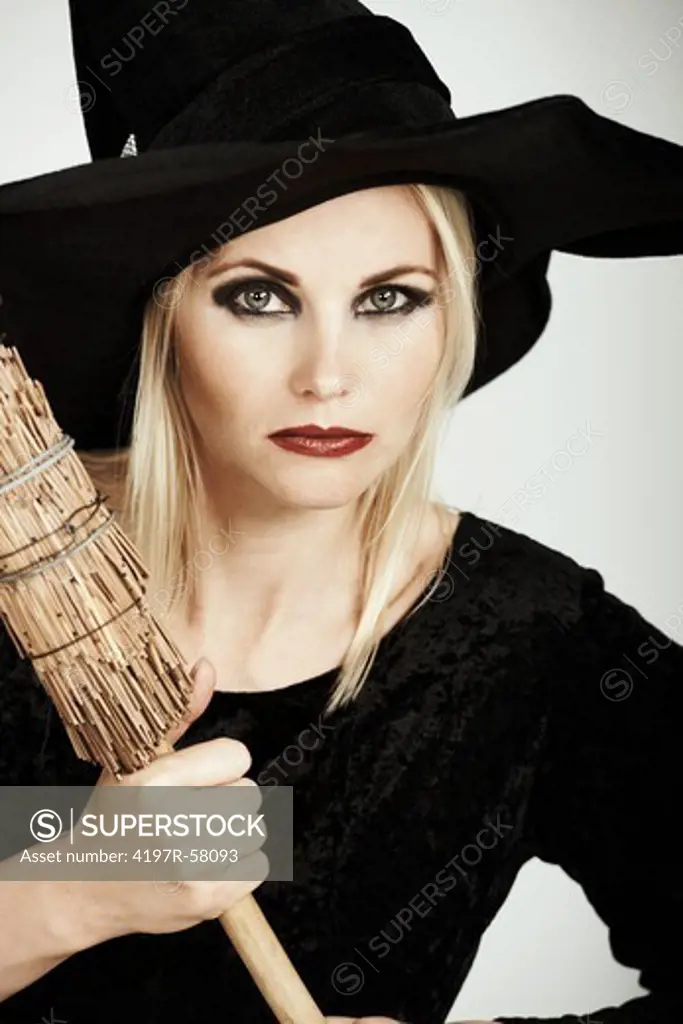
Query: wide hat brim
xmin=0 ymin=93 xmax=682 ymax=451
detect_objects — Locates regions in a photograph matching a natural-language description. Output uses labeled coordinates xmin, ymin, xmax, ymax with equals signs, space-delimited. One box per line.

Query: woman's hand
xmin=60 ymin=657 xmax=268 ymax=946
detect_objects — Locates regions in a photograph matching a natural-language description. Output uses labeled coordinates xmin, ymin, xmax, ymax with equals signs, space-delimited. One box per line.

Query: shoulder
xmin=443 ymin=509 xmax=682 ymax=707
xmin=442 ymin=506 xmax=600 ymax=634
xmin=0 ymin=622 xmax=95 ymax=784
xmin=0 ymin=623 xmax=52 ymax=781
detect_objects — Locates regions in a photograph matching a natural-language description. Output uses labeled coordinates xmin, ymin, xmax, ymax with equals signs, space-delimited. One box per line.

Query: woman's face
xmin=173 ymin=184 xmax=445 ymax=509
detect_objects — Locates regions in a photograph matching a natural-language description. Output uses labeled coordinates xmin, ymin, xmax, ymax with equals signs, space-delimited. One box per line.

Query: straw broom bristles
xmin=0 ymin=343 xmax=195 ymax=776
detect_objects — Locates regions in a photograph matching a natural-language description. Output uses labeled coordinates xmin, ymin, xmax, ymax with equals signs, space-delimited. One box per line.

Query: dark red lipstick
xmin=268 ymin=423 xmax=374 ymax=458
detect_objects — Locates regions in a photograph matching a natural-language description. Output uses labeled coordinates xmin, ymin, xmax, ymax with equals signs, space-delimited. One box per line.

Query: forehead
xmin=205 ymin=185 xmax=438 ymax=269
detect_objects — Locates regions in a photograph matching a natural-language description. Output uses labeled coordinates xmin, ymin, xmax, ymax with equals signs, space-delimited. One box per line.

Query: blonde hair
xmin=80 ymin=183 xmax=481 ymax=714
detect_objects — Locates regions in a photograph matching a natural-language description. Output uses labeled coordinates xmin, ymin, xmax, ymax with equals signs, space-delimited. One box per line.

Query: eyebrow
xmin=205 ymin=258 xmax=437 ymax=288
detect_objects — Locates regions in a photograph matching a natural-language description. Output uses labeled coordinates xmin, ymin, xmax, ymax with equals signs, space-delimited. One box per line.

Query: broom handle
xmin=217 ymin=891 xmax=326 ymax=1024
xmin=155 ymin=739 xmax=325 ymax=1024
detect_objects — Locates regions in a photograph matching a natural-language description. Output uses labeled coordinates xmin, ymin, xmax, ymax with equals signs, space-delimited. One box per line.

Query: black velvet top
xmin=0 ymin=509 xmax=680 ymax=1024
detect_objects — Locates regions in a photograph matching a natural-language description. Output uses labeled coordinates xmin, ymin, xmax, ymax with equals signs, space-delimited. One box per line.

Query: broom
xmin=0 ymin=343 xmax=325 ymax=1024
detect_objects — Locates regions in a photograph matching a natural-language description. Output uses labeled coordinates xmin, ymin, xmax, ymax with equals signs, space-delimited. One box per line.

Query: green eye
xmin=212 ymin=278 xmax=296 ymax=317
xmin=356 ymin=285 xmax=434 ymax=317
xmin=367 ymin=287 xmax=403 ymax=312
xmin=240 ymin=285 xmax=273 ymax=311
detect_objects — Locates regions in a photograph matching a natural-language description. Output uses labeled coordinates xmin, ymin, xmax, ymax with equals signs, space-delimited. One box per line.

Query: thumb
xmin=164 ymin=656 xmax=218 ymax=748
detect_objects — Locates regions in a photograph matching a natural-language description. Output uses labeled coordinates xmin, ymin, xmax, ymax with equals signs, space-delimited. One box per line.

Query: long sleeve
xmin=493 ymin=563 xmax=683 ymax=1024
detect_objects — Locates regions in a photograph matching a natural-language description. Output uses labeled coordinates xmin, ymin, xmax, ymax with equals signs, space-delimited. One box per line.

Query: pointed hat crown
xmin=68 ymin=0 xmax=456 ymax=159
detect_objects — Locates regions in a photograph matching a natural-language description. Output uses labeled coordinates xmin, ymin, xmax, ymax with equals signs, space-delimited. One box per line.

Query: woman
xmin=101 ymin=180 xmax=475 ymax=706
xmin=0 ymin=2 xmax=681 ymax=1023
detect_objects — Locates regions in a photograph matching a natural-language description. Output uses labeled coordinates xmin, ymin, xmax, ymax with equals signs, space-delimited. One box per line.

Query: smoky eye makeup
xmin=210 ymin=276 xmax=436 ymax=320
xmin=211 ymin=277 xmax=299 ymax=317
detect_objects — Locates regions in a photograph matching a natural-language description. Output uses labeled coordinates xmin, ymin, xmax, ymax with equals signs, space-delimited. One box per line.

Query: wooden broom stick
xmin=161 ymin=735 xmax=326 ymax=1024
xmin=0 ymin=344 xmax=325 ymax=1024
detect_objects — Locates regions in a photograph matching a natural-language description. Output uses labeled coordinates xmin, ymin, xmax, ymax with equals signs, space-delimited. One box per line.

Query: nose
xmin=289 ymin=314 xmax=357 ymax=401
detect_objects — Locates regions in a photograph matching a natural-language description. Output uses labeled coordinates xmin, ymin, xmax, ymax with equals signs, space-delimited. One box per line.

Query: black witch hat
xmin=0 ymin=0 xmax=681 ymax=449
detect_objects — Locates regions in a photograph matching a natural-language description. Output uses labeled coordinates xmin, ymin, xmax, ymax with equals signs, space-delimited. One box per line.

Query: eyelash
xmin=211 ymin=278 xmax=434 ymax=320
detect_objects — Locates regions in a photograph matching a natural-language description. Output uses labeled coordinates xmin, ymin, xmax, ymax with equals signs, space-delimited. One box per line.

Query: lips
xmin=268 ymin=425 xmax=374 ymax=458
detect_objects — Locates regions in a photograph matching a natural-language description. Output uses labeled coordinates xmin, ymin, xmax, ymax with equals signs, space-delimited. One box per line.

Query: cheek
xmin=367 ymin=316 xmax=443 ymax=408
xmin=175 ymin=339 xmax=239 ymax=441
xmin=176 ymin=304 xmax=237 ymax=396
xmin=176 ymin=318 xmax=280 ymax=437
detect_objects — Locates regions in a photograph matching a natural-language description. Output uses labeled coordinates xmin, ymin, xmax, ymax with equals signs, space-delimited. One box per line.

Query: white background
xmin=0 ymin=1 xmax=681 ymax=1021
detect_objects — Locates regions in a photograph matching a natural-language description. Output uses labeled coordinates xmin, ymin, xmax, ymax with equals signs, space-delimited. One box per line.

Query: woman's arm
xmin=493 ymin=562 xmax=683 ymax=1024
xmin=0 ymin=849 xmax=100 ymax=1002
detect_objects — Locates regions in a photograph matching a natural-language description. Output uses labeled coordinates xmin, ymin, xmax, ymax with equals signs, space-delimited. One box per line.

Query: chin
xmin=266 ymin=469 xmax=372 ymax=510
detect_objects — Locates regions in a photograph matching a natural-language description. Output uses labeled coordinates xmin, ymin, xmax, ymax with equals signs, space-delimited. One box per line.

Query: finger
xmin=130 ymin=735 xmax=252 ymax=787
xmin=223 ymin=777 xmax=263 ymax=812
